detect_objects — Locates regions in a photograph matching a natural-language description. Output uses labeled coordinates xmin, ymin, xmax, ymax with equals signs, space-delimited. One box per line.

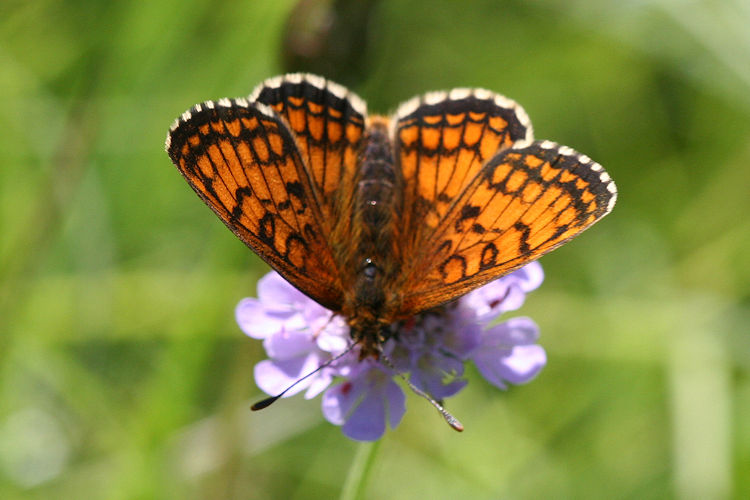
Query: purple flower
xmin=236 ymin=261 xmax=547 ymax=441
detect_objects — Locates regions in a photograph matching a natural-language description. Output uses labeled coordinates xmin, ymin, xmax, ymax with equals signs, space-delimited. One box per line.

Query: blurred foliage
xmin=1 ymin=0 xmax=749 ymax=498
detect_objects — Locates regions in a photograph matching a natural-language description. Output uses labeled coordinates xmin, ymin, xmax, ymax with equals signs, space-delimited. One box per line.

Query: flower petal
xmin=473 ymin=340 xmax=546 ymax=389
xmin=462 ymin=263 xmax=545 ymax=320
xmin=384 ymin=378 xmax=406 ymax=429
xmin=442 ymin=321 xmax=482 ymax=359
xmin=304 ymin=369 xmax=335 ymax=399
xmin=491 ymin=285 xmax=527 ymax=314
xmin=254 ymin=354 xmax=323 ymax=398
xmin=257 ymin=272 xmax=307 ymax=307
xmin=515 ymin=261 xmax=545 ymax=292
xmin=482 ymin=317 xmax=540 ymax=348
xmin=341 ymin=390 xmax=387 ymax=441
xmin=315 ymin=317 xmax=351 ymax=354
xmin=321 ymin=367 xmax=405 ymax=441
xmin=496 ymin=345 xmax=547 ymax=384
xmin=263 ymin=330 xmax=316 ymax=360
xmin=320 ymin=384 xmax=347 ymax=425
xmin=236 ymin=298 xmax=282 ymax=339
xmin=411 ymin=352 xmax=467 ymax=399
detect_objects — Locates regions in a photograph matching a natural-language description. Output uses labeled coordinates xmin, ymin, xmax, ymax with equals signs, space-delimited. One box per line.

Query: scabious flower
xmin=236 ymin=262 xmax=547 ymax=441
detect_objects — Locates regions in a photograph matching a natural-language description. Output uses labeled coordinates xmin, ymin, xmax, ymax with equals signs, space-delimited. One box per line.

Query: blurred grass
xmin=1 ymin=0 xmax=749 ymax=498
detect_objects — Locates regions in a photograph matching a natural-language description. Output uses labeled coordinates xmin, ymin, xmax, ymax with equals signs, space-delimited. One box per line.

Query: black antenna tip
xmin=250 ymin=342 xmax=358 ymax=412
xmin=251 ymin=395 xmax=279 ymax=411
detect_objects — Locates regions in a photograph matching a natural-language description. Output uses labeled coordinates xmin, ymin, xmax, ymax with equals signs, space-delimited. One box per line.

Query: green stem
xmin=339 ymin=440 xmax=382 ymax=500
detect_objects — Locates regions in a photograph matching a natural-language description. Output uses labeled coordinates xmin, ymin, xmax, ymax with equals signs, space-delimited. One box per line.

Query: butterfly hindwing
xmin=399 ymin=140 xmax=617 ymax=314
xmin=166 ymin=98 xmax=344 ymax=310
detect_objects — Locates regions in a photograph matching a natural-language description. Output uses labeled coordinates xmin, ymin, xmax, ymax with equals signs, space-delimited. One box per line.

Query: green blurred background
xmin=2 ymin=0 xmax=749 ymax=498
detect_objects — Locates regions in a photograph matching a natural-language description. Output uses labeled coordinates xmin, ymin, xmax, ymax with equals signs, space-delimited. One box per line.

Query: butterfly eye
xmin=362 ymin=258 xmax=378 ymax=280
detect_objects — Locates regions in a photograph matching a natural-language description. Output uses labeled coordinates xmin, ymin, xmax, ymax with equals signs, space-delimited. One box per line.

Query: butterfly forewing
xmin=399 ymin=140 xmax=617 ymax=313
xmin=166 ymin=99 xmax=344 ymax=310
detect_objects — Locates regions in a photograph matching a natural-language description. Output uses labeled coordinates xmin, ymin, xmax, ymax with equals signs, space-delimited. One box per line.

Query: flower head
xmin=236 ymin=261 xmax=547 ymax=441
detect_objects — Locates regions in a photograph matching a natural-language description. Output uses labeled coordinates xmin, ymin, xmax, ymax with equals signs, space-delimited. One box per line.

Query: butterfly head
xmin=345 ymin=306 xmax=392 ymax=360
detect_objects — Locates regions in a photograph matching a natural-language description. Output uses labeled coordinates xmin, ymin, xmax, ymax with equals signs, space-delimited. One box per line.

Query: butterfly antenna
xmin=251 ymin=342 xmax=356 ymax=411
xmin=380 ymin=353 xmax=464 ymax=432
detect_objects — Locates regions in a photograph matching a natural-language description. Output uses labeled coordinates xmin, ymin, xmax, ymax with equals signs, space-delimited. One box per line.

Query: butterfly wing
xmin=394 ymin=94 xmax=617 ymax=314
xmin=250 ymin=74 xmax=367 ymax=231
xmin=393 ymin=89 xmax=533 ymax=255
xmin=166 ymin=97 xmax=345 ymax=310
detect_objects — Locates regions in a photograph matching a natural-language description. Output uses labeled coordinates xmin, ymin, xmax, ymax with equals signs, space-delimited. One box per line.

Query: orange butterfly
xmin=166 ymin=74 xmax=616 ymax=359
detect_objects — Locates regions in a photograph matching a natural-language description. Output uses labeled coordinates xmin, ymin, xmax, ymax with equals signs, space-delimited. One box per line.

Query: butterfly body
xmin=166 ymin=74 xmax=617 ymax=359
xmin=339 ymin=116 xmax=404 ymax=357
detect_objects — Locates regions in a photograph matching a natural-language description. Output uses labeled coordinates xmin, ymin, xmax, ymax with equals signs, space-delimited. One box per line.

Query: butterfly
xmin=166 ymin=73 xmax=617 ymax=359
